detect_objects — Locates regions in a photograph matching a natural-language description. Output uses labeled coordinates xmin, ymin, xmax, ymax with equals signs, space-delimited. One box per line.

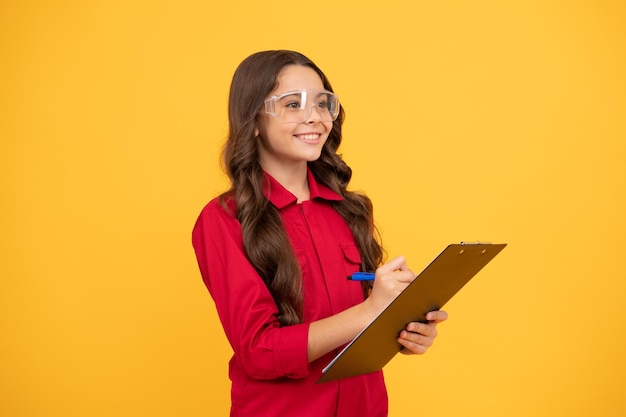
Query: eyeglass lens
xmin=267 ymin=90 xmax=339 ymax=123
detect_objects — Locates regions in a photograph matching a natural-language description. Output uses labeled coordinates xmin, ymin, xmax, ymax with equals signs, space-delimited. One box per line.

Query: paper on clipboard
xmin=318 ymin=242 xmax=506 ymax=383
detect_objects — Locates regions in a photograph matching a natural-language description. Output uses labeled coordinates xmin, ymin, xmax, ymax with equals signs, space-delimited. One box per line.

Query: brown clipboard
xmin=318 ymin=242 xmax=507 ymax=383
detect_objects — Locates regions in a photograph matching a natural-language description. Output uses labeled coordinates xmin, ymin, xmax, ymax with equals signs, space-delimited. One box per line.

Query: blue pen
xmin=347 ymin=272 xmax=375 ymax=281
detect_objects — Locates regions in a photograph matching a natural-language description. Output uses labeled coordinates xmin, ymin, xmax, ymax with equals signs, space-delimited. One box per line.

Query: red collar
xmin=263 ymin=167 xmax=343 ymax=209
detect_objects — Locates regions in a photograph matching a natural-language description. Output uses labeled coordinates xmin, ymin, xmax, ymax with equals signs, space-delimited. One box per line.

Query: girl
xmin=192 ymin=50 xmax=447 ymax=417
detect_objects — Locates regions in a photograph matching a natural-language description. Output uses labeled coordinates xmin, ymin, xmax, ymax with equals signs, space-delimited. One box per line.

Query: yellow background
xmin=2 ymin=1 xmax=625 ymax=416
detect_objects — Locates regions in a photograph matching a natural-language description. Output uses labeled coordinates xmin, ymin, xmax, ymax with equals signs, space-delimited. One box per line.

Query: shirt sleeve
xmin=191 ymin=199 xmax=311 ymax=380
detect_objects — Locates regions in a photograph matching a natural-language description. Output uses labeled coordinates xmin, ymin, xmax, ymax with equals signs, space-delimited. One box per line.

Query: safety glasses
xmin=263 ymin=89 xmax=340 ymax=123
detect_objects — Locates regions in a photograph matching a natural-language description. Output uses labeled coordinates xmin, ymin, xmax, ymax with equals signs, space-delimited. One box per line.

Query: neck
xmin=263 ymin=162 xmax=310 ymax=203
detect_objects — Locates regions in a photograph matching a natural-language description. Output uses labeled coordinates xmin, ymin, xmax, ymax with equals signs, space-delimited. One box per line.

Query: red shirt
xmin=192 ymin=169 xmax=388 ymax=417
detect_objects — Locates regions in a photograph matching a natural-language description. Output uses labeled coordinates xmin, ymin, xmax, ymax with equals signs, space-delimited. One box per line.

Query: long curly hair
xmin=220 ymin=50 xmax=384 ymax=326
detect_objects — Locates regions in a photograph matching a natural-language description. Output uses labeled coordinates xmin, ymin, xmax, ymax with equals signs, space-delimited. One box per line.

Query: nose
xmin=303 ymin=103 xmax=323 ymax=123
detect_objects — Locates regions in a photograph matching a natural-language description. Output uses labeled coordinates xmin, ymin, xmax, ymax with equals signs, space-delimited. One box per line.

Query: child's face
xmin=256 ymin=65 xmax=333 ymax=174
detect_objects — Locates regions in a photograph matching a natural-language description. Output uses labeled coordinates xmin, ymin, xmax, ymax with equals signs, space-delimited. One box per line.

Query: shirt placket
xmin=301 ymin=201 xmax=352 ymax=315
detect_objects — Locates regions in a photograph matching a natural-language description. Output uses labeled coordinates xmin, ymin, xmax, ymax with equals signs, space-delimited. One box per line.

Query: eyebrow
xmin=272 ymin=90 xmax=332 ymax=99
xmin=275 ymin=92 xmax=302 ymax=99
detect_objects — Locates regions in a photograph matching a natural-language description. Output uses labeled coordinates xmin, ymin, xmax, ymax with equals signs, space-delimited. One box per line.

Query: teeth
xmin=297 ymin=134 xmax=319 ymax=140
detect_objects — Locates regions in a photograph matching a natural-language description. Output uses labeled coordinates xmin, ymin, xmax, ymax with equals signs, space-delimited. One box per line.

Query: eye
xmin=284 ymin=100 xmax=301 ymax=109
xmin=316 ymin=100 xmax=329 ymax=109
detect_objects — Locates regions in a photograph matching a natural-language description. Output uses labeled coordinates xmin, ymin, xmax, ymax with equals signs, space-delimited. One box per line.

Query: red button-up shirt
xmin=192 ymin=169 xmax=388 ymax=417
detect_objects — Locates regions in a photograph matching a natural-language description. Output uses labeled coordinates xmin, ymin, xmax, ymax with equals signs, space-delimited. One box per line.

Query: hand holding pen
xmin=362 ymin=255 xmax=416 ymax=313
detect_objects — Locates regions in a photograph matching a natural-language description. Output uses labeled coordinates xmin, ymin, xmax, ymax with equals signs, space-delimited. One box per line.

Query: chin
xmin=304 ymin=151 xmax=323 ymax=162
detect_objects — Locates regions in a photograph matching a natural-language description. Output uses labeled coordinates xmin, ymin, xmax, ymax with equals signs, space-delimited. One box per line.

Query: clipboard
xmin=318 ymin=242 xmax=507 ymax=383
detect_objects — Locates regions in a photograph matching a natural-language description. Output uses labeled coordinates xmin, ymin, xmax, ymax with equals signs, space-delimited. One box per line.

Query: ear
xmin=254 ymin=127 xmax=260 ymax=137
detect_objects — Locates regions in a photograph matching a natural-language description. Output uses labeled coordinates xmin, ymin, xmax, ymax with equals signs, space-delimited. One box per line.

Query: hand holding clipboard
xmin=318 ymin=242 xmax=507 ymax=383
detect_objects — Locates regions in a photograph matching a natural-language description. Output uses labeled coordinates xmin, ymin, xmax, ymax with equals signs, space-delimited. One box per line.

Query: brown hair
xmin=221 ymin=50 xmax=384 ymax=326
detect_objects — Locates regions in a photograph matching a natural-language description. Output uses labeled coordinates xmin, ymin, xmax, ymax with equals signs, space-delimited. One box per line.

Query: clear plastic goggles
xmin=263 ymin=89 xmax=340 ymax=123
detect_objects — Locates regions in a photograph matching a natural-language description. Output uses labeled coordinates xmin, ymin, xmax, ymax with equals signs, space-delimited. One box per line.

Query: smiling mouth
xmin=294 ymin=133 xmax=321 ymax=141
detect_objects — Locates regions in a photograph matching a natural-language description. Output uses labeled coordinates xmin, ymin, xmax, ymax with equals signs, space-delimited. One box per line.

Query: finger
xmin=405 ymin=322 xmax=438 ymax=338
xmin=425 ymin=310 xmax=448 ymax=323
xmin=391 ymin=269 xmax=416 ymax=283
xmin=376 ymin=255 xmax=408 ymax=274
xmin=399 ymin=329 xmax=435 ymax=345
xmin=397 ymin=332 xmax=431 ymax=354
xmin=374 ymin=269 xmax=415 ymax=286
xmin=398 ymin=340 xmax=428 ymax=355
